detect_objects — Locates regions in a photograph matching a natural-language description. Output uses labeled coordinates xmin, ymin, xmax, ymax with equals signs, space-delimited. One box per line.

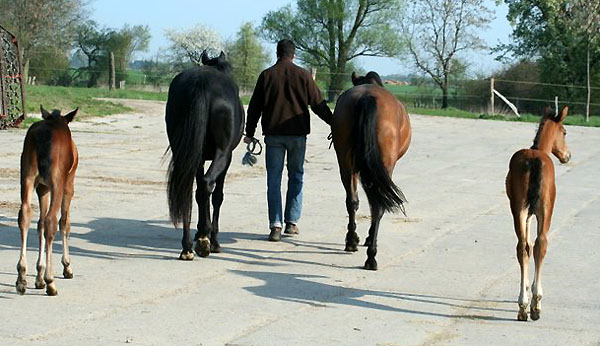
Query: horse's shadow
xmin=231 ymin=269 xmax=516 ymax=321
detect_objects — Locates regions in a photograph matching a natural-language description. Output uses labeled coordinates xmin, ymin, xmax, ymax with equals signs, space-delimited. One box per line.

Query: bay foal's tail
xmin=355 ymin=94 xmax=407 ymax=214
xmin=526 ymin=158 xmax=542 ymax=216
xmin=165 ymin=88 xmax=208 ymax=226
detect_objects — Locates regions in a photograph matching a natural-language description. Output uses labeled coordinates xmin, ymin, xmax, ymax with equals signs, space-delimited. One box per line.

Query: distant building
xmin=384 ymin=79 xmax=410 ymax=86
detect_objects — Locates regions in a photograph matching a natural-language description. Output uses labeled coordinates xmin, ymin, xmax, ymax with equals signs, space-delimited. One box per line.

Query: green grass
xmin=25 ymin=85 xmax=167 ymax=120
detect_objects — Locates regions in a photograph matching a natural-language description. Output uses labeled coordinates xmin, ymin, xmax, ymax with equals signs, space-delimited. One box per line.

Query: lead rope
xmin=242 ymin=137 xmax=263 ymax=166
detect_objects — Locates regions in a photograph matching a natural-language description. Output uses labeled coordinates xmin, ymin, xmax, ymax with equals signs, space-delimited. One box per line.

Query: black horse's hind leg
xmin=364 ymin=206 xmax=384 ymax=270
xmin=209 ymin=156 xmax=231 ymax=253
xmin=194 ymin=167 xmax=213 ymax=258
xmin=344 ymin=172 xmax=360 ymax=252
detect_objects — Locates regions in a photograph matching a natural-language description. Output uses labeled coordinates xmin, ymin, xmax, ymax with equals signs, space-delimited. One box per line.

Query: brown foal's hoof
xmin=16 ymin=280 xmax=27 ymax=295
xmin=46 ymin=283 xmax=58 ymax=296
xmin=195 ymin=238 xmax=211 ymax=258
xmin=35 ymin=278 xmax=46 ymax=289
xmin=517 ymin=308 xmax=528 ymax=321
xmin=63 ymin=267 xmax=73 ymax=279
xmin=530 ymin=307 xmax=540 ymax=321
xmin=179 ymin=251 xmax=195 ymax=261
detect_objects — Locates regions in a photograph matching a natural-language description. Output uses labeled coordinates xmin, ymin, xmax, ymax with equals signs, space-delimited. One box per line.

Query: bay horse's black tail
xmin=526 ymin=158 xmax=542 ymax=216
xmin=165 ymin=86 xmax=208 ymax=226
xmin=355 ymin=94 xmax=407 ymax=214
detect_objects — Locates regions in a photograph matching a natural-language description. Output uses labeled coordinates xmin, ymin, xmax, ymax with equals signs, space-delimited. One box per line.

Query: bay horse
xmin=506 ymin=106 xmax=571 ymax=321
xmin=16 ymin=106 xmax=79 ymax=296
xmin=331 ymin=71 xmax=411 ymax=270
xmin=165 ymin=51 xmax=244 ymax=260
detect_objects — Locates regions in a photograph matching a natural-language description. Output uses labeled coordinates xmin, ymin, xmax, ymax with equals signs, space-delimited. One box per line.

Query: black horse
xmin=165 ymin=51 xmax=244 ymax=260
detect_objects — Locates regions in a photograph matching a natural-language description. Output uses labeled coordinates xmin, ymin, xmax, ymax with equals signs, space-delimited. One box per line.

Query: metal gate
xmin=0 ymin=24 xmax=25 ymax=129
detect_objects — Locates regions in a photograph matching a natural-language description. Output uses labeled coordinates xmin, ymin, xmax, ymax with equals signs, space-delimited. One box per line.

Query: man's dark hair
xmin=276 ymin=39 xmax=295 ymax=59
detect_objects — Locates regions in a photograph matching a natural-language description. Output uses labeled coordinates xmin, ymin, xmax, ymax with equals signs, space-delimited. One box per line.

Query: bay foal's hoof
xmin=46 ymin=282 xmax=58 ymax=296
xmin=517 ymin=308 xmax=528 ymax=321
xmin=195 ymin=238 xmax=211 ymax=258
xmin=210 ymin=241 xmax=221 ymax=253
xmin=15 ymin=280 xmax=27 ymax=295
xmin=364 ymin=258 xmax=378 ymax=270
xmin=179 ymin=251 xmax=195 ymax=261
xmin=35 ymin=277 xmax=46 ymax=289
xmin=63 ymin=267 xmax=73 ymax=279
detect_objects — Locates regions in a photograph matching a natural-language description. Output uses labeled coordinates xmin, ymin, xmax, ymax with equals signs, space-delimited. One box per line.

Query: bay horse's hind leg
xmin=513 ymin=208 xmax=532 ymax=321
xmin=364 ymin=206 xmax=383 ymax=270
xmin=60 ymin=180 xmax=75 ymax=279
xmin=35 ymin=185 xmax=49 ymax=289
xmin=343 ymin=172 xmax=360 ymax=252
xmin=209 ymin=157 xmax=231 ymax=254
xmin=531 ymin=207 xmax=552 ymax=321
xmin=16 ymin=177 xmax=34 ymax=295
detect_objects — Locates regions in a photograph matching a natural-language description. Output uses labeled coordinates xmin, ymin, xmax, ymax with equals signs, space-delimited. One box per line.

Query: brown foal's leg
xmin=16 ymin=178 xmax=34 ymax=295
xmin=514 ymin=209 xmax=531 ymax=321
xmin=60 ymin=181 xmax=75 ymax=279
xmin=44 ymin=185 xmax=63 ymax=296
xmin=35 ymin=185 xmax=49 ymax=289
xmin=531 ymin=206 xmax=552 ymax=321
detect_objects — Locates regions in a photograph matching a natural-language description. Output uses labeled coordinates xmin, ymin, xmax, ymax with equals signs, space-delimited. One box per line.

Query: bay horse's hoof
xmin=364 ymin=258 xmax=378 ymax=270
xmin=179 ymin=251 xmax=194 ymax=261
xmin=35 ymin=277 xmax=46 ymax=289
xmin=344 ymin=243 xmax=358 ymax=252
xmin=195 ymin=238 xmax=211 ymax=258
xmin=46 ymin=283 xmax=58 ymax=296
xmin=15 ymin=280 xmax=26 ymax=295
xmin=63 ymin=267 xmax=73 ymax=279
xmin=210 ymin=241 xmax=221 ymax=253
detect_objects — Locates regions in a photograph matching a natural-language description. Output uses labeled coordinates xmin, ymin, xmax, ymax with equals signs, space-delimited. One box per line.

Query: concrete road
xmin=1 ymin=100 xmax=598 ymax=345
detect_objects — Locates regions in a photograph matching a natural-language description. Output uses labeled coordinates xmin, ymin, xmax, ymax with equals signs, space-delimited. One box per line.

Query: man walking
xmin=244 ymin=39 xmax=333 ymax=242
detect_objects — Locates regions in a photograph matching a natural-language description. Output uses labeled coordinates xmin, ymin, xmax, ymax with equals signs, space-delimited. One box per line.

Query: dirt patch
xmin=79 ymin=175 xmax=165 ymax=186
xmin=0 ymin=168 xmax=20 ymax=179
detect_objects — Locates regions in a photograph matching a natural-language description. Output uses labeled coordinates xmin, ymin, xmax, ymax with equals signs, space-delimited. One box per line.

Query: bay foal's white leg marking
xmin=516 ymin=209 xmax=531 ymax=321
xmin=16 ymin=177 xmax=35 ymax=295
xmin=16 ymin=180 xmax=34 ymax=295
xmin=531 ymin=209 xmax=550 ymax=321
xmin=44 ymin=186 xmax=63 ymax=296
xmin=60 ymin=184 xmax=74 ymax=279
xmin=36 ymin=185 xmax=49 ymax=289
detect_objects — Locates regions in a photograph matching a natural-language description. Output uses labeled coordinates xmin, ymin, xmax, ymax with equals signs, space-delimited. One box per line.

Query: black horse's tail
xmin=526 ymin=158 xmax=542 ymax=216
xmin=165 ymin=88 xmax=208 ymax=226
xmin=355 ymin=94 xmax=407 ymax=214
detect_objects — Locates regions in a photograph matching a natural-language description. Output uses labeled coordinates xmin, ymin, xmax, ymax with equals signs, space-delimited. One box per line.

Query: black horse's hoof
xmin=344 ymin=243 xmax=359 ymax=252
xmin=210 ymin=241 xmax=221 ymax=253
xmin=363 ymin=237 xmax=372 ymax=247
xmin=364 ymin=258 xmax=378 ymax=270
xmin=179 ymin=251 xmax=194 ymax=261
xmin=195 ymin=238 xmax=211 ymax=258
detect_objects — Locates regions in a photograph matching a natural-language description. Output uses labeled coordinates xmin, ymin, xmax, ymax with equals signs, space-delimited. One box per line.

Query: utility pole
xmin=109 ymin=52 xmax=115 ymax=91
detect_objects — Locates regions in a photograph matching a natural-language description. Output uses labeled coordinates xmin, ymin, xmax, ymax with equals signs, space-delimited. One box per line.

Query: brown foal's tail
xmin=355 ymin=94 xmax=407 ymax=215
xmin=526 ymin=158 xmax=542 ymax=216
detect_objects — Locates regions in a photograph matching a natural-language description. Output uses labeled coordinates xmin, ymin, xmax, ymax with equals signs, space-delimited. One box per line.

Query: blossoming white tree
xmin=164 ymin=25 xmax=223 ymax=66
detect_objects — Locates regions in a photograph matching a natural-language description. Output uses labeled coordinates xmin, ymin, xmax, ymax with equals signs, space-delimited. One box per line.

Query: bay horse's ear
xmin=64 ymin=107 xmax=79 ymax=123
xmin=40 ymin=105 xmax=51 ymax=120
xmin=201 ymin=50 xmax=210 ymax=65
xmin=351 ymin=72 xmax=359 ymax=86
xmin=555 ymin=106 xmax=568 ymax=122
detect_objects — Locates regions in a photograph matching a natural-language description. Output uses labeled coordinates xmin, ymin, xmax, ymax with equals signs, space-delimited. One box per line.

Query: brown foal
xmin=505 ymin=106 xmax=571 ymax=321
xmin=16 ymin=106 xmax=79 ymax=296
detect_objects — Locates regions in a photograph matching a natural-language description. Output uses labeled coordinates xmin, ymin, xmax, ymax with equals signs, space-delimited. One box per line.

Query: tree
xmin=227 ymin=23 xmax=269 ymax=93
xmin=501 ymin=0 xmax=600 ymax=118
xmin=104 ymin=25 xmax=151 ymax=86
xmin=402 ymin=0 xmax=492 ymax=109
xmin=164 ymin=25 xmax=223 ymax=68
xmin=0 ymin=0 xmax=87 ymax=80
xmin=74 ymin=20 xmax=109 ymax=87
xmin=261 ymin=0 xmax=404 ymax=101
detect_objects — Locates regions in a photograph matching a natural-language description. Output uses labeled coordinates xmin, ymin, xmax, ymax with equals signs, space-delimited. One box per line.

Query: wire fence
xmin=24 ymin=62 xmax=600 ymax=117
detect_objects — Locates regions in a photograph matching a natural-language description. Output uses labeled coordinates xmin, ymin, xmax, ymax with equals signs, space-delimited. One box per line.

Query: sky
xmin=91 ymin=0 xmax=513 ymax=76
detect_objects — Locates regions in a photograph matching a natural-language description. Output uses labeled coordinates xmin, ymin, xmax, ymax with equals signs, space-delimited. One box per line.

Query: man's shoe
xmin=284 ymin=223 xmax=299 ymax=236
xmin=269 ymin=227 xmax=282 ymax=242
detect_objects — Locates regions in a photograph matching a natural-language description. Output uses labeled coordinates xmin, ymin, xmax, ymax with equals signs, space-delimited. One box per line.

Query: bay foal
xmin=506 ymin=106 xmax=571 ymax=321
xmin=16 ymin=106 xmax=79 ymax=296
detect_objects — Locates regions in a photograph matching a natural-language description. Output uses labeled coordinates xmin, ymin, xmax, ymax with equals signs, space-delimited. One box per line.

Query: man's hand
xmin=243 ymin=136 xmax=254 ymax=144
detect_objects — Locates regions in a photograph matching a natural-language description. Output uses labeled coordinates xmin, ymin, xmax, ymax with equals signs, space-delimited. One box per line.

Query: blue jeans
xmin=265 ymin=135 xmax=306 ymax=229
